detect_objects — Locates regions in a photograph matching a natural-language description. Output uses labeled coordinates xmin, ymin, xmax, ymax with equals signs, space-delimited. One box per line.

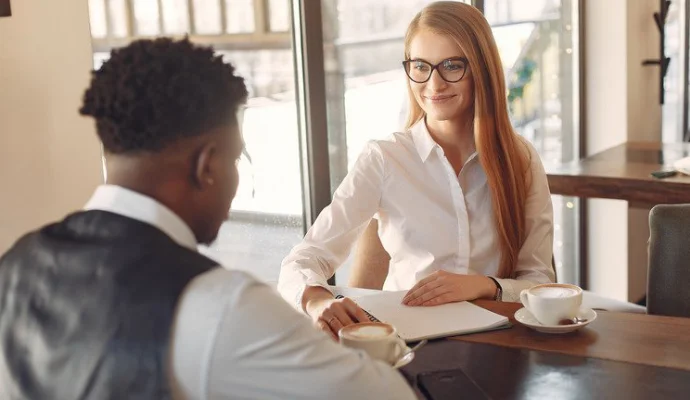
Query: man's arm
xmin=170 ymin=269 xmax=416 ymax=400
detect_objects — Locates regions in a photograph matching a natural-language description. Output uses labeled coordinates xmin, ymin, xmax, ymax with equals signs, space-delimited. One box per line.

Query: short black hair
xmin=80 ymin=37 xmax=248 ymax=154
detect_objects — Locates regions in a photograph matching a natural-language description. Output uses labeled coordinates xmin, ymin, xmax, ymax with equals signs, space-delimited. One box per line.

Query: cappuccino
xmin=341 ymin=323 xmax=394 ymax=340
xmin=520 ymin=283 xmax=583 ymax=326
xmin=339 ymin=322 xmax=405 ymax=364
xmin=531 ymin=285 xmax=579 ymax=298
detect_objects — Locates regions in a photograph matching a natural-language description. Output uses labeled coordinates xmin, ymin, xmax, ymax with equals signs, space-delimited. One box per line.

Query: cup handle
xmin=519 ymin=289 xmax=530 ymax=311
xmin=388 ymin=337 xmax=407 ymax=364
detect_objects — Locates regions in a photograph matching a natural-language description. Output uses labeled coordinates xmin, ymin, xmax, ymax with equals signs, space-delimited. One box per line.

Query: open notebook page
xmin=352 ymin=291 xmax=510 ymax=342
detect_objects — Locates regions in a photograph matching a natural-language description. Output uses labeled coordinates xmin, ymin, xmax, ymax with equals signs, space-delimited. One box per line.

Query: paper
xmin=352 ymin=291 xmax=510 ymax=342
xmin=673 ymin=156 xmax=690 ymax=176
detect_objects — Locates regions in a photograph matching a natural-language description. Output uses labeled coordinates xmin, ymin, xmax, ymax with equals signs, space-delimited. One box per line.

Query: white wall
xmin=585 ymin=0 xmax=662 ymax=301
xmin=0 ymin=0 xmax=102 ymax=252
xmin=585 ymin=0 xmax=628 ymax=155
xmin=627 ymin=0 xmax=663 ymax=140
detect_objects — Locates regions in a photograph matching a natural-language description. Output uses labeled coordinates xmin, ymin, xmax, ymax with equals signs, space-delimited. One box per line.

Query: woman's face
xmin=406 ymin=29 xmax=475 ymax=123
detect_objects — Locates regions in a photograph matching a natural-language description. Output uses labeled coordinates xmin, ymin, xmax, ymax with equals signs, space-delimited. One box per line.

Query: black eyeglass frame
xmin=402 ymin=57 xmax=470 ymax=83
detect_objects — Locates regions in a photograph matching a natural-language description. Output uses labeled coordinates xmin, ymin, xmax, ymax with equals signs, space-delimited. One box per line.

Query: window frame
xmin=90 ymin=0 xmax=291 ymax=53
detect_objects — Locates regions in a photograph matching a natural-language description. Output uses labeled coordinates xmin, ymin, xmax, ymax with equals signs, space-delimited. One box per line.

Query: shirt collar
xmin=411 ymin=118 xmax=479 ymax=164
xmin=84 ymin=184 xmax=197 ymax=250
xmin=411 ymin=119 xmax=439 ymax=163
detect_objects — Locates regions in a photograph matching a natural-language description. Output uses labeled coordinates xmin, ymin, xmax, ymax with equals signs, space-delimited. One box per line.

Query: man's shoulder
xmin=171 ymin=268 xmax=270 ymax=355
xmin=185 ymin=268 xmax=263 ymax=299
xmin=178 ymin=267 xmax=286 ymax=319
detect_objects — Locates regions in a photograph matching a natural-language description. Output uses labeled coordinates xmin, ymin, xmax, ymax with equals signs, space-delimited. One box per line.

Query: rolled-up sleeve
xmin=495 ymin=142 xmax=555 ymax=302
xmin=278 ymin=142 xmax=386 ymax=309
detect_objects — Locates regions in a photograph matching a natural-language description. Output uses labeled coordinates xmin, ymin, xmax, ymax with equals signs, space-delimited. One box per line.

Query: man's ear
xmin=192 ymin=141 xmax=217 ymax=190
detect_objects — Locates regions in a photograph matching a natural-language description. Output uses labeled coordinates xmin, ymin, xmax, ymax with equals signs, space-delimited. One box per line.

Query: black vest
xmin=0 ymin=210 xmax=217 ymax=400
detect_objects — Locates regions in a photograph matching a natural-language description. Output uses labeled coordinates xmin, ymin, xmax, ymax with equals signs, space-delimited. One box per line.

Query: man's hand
xmin=303 ymin=287 xmax=371 ymax=340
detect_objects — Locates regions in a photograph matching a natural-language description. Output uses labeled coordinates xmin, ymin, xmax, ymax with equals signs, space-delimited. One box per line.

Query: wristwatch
xmin=487 ymin=276 xmax=502 ymax=301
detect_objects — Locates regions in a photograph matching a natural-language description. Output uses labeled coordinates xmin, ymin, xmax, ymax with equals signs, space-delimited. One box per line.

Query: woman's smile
xmin=423 ymin=93 xmax=457 ymax=103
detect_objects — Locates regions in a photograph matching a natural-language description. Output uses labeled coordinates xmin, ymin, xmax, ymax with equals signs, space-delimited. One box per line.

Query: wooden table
xmin=546 ymin=141 xmax=690 ymax=205
xmin=460 ymin=300 xmax=690 ymax=371
xmin=401 ymin=301 xmax=690 ymax=399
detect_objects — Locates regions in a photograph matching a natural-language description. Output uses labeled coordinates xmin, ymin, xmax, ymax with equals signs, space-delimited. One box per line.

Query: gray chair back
xmin=647 ymin=204 xmax=690 ymax=318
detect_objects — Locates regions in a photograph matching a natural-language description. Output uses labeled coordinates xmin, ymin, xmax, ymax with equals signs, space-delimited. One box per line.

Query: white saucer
xmin=392 ymin=346 xmax=415 ymax=369
xmin=514 ymin=307 xmax=597 ymax=334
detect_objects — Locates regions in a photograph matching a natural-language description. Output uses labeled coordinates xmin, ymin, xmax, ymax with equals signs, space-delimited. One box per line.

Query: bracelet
xmin=487 ymin=276 xmax=502 ymax=301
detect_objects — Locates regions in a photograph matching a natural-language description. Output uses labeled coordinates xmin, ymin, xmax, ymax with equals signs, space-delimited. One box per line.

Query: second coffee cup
xmin=519 ymin=283 xmax=583 ymax=326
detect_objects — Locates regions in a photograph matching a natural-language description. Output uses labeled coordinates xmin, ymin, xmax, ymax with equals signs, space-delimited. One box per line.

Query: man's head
xmin=80 ymin=38 xmax=248 ymax=244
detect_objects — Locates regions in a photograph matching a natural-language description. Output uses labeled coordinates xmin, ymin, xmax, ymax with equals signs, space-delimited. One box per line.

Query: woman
xmin=278 ymin=1 xmax=555 ymax=339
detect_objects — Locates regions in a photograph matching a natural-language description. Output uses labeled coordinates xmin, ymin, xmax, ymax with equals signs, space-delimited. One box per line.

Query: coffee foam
xmin=345 ymin=325 xmax=392 ymax=339
xmin=531 ymin=286 xmax=579 ymax=298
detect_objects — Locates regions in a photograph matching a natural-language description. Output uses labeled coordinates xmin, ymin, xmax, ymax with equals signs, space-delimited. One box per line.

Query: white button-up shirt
xmin=84 ymin=185 xmax=415 ymax=400
xmin=278 ymin=121 xmax=554 ymax=306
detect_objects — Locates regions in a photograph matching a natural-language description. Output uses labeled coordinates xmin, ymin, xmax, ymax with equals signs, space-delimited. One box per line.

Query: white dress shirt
xmin=85 ymin=185 xmax=415 ymax=400
xmin=278 ymin=121 xmax=555 ymax=306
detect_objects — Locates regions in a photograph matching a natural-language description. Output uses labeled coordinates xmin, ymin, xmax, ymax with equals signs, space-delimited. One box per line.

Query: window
xmin=88 ymin=0 xmax=301 ymax=283
xmin=484 ymin=0 xmax=581 ymax=283
xmin=662 ymin=0 xmax=690 ymax=143
xmin=87 ymin=0 xmax=582 ymax=285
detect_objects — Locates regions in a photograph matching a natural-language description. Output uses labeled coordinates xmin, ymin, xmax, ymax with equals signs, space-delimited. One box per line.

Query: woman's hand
xmin=305 ymin=294 xmax=371 ymax=340
xmin=402 ymin=271 xmax=497 ymax=306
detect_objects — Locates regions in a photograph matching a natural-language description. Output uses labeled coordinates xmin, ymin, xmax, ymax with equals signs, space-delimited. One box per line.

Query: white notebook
xmin=352 ymin=291 xmax=510 ymax=342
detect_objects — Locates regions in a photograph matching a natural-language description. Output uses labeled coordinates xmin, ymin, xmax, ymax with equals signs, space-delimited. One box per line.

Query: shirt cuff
xmin=493 ymin=278 xmax=516 ymax=302
xmin=293 ymin=282 xmax=334 ymax=312
xmin=493 ymin=278 xmax=545 ymax=303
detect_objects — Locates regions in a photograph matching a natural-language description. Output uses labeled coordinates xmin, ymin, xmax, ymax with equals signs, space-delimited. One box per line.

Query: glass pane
xmin=108 ymin=0 xmax=129 ymax=38
xmin=161 ymin=0 xmax=190 ymax=34
xmin=93 ymin=52 xmax=111 ymax=70
xmin=662 ymin=0 xmax=686 ymax=143
xmin=320 ymin=0 xmax=471 ymax=284
xmin=225 ymin=0 xmax=255 ymax=33
xmin=192 ymin=0 xmax=222 ymax=34
xmin=268 ymin=0 xmax=290 ymax=32
xmin=132 ymin=0 xmax=161 ymax=36
xmin=210 ymin=48 xmax=302 ymax=283
xmin=484 ymin=0 xmax=556 ymax=25
xmin=485 ymin=0 xmax=580 ymax=283
xmin=88 ymin=23 xmax=302 ymax=284
xmin=552 ymin=196 xmax=579 ymax=284
xmin=88 ymin=0 xmax=107 ymax=38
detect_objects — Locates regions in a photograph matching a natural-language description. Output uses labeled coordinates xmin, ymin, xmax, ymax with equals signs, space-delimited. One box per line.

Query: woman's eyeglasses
xmin=402 ymin=57 xmax=469 ymax=83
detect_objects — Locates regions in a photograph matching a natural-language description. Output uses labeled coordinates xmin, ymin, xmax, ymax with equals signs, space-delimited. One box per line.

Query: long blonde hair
xmin=404 ymin=1 xmax=531 ymax=278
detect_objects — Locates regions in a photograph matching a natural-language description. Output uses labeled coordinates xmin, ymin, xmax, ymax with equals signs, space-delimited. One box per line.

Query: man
xmin=0 ymin=38 xmax=415 ymax=400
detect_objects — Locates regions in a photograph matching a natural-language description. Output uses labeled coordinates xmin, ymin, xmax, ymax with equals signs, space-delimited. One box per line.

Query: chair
xmin=348 ymin=220 xmax=391 ymax=290
xmin=647 ymin=204 xmax=690 ymax=318
xmin=350 ymin=219 xmax=646 ymax=314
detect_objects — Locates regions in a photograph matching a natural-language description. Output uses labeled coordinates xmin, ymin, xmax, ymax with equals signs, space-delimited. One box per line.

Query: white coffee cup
xmin=338 ymin=322 xmax=406 ymax=365
xmin=519 ymin=283 xmax=583 ymax=326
